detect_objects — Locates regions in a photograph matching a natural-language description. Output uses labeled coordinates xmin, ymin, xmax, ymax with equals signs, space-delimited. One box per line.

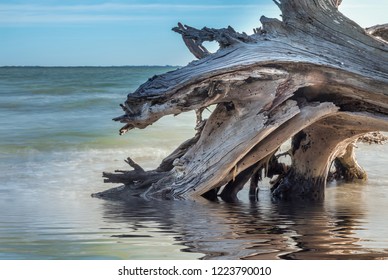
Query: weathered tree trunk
xmin=95 ymin=0 xmax=388 ymax=201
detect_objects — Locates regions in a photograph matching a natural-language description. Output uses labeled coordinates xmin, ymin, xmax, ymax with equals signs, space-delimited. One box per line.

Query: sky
xmin=0 ymin=0 xmax=387 ymax=66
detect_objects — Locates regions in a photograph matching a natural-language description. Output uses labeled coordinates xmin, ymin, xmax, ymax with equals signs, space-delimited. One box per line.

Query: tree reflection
xmin=97 ymin=186 xmax=388 ymax=260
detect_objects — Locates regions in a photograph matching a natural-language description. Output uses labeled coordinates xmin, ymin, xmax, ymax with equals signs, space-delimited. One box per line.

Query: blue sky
xmin=0 ymin=0 xmax=387 ymax=66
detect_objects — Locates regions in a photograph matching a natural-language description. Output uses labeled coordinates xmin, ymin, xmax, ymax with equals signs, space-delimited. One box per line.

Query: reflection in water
xmin=99 ymin=184 xmax=388 ymax=260
xmin=1 ymin=67 xmax=387 ymax=260
xmin=1 ymin=142 xmax=387 ymax=259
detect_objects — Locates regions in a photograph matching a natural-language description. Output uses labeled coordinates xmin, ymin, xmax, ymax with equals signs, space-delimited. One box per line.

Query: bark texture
xmin=95 ymin=0 xmax=388 ymax=201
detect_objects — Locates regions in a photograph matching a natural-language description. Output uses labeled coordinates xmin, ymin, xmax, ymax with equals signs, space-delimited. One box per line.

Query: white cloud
xmin=0 ymin=3 xmax=268 ymax=12
xmin=0 ymin=3 xmax=271 ymax=24
xmin=0 ymin=2 xmax=385 ymax=26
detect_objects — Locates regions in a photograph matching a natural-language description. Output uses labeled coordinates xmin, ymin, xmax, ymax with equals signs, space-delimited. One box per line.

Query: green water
xmin=1 ymin=67 xmax=388 ymax=260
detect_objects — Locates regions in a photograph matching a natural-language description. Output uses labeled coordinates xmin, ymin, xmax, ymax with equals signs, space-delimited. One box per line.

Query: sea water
xmin=0 ymin=66 xmax=388 ymax=260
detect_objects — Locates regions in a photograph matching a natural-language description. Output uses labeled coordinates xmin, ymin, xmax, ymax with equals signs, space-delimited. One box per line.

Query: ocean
xmin=0 ymin=66 xmax=388 ymax=260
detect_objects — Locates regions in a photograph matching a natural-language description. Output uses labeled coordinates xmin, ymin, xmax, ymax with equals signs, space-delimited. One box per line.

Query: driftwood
xmin=95 ymin=0 xmax=388 ymax=201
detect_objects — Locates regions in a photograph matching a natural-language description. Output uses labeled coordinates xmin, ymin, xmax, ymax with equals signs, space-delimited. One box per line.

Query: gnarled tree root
xmin=96 ymin=0 xmax=388 ymax=202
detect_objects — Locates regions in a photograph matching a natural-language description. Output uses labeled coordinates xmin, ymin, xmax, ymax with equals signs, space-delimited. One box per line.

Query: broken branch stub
xmin=95 ymin=0 xmax=388 ymax=201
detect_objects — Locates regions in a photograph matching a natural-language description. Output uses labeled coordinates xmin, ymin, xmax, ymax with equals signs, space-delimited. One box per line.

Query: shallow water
xmin=0 ymin=67 xmax=388 ymax=260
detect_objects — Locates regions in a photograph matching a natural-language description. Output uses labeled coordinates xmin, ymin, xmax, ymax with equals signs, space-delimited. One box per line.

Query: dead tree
xmin=95 ymin=0 xmax=388 ymax=201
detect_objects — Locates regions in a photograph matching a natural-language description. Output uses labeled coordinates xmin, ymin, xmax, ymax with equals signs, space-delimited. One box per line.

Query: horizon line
xmin=0 ymin=65 xmax=182 ymax=68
